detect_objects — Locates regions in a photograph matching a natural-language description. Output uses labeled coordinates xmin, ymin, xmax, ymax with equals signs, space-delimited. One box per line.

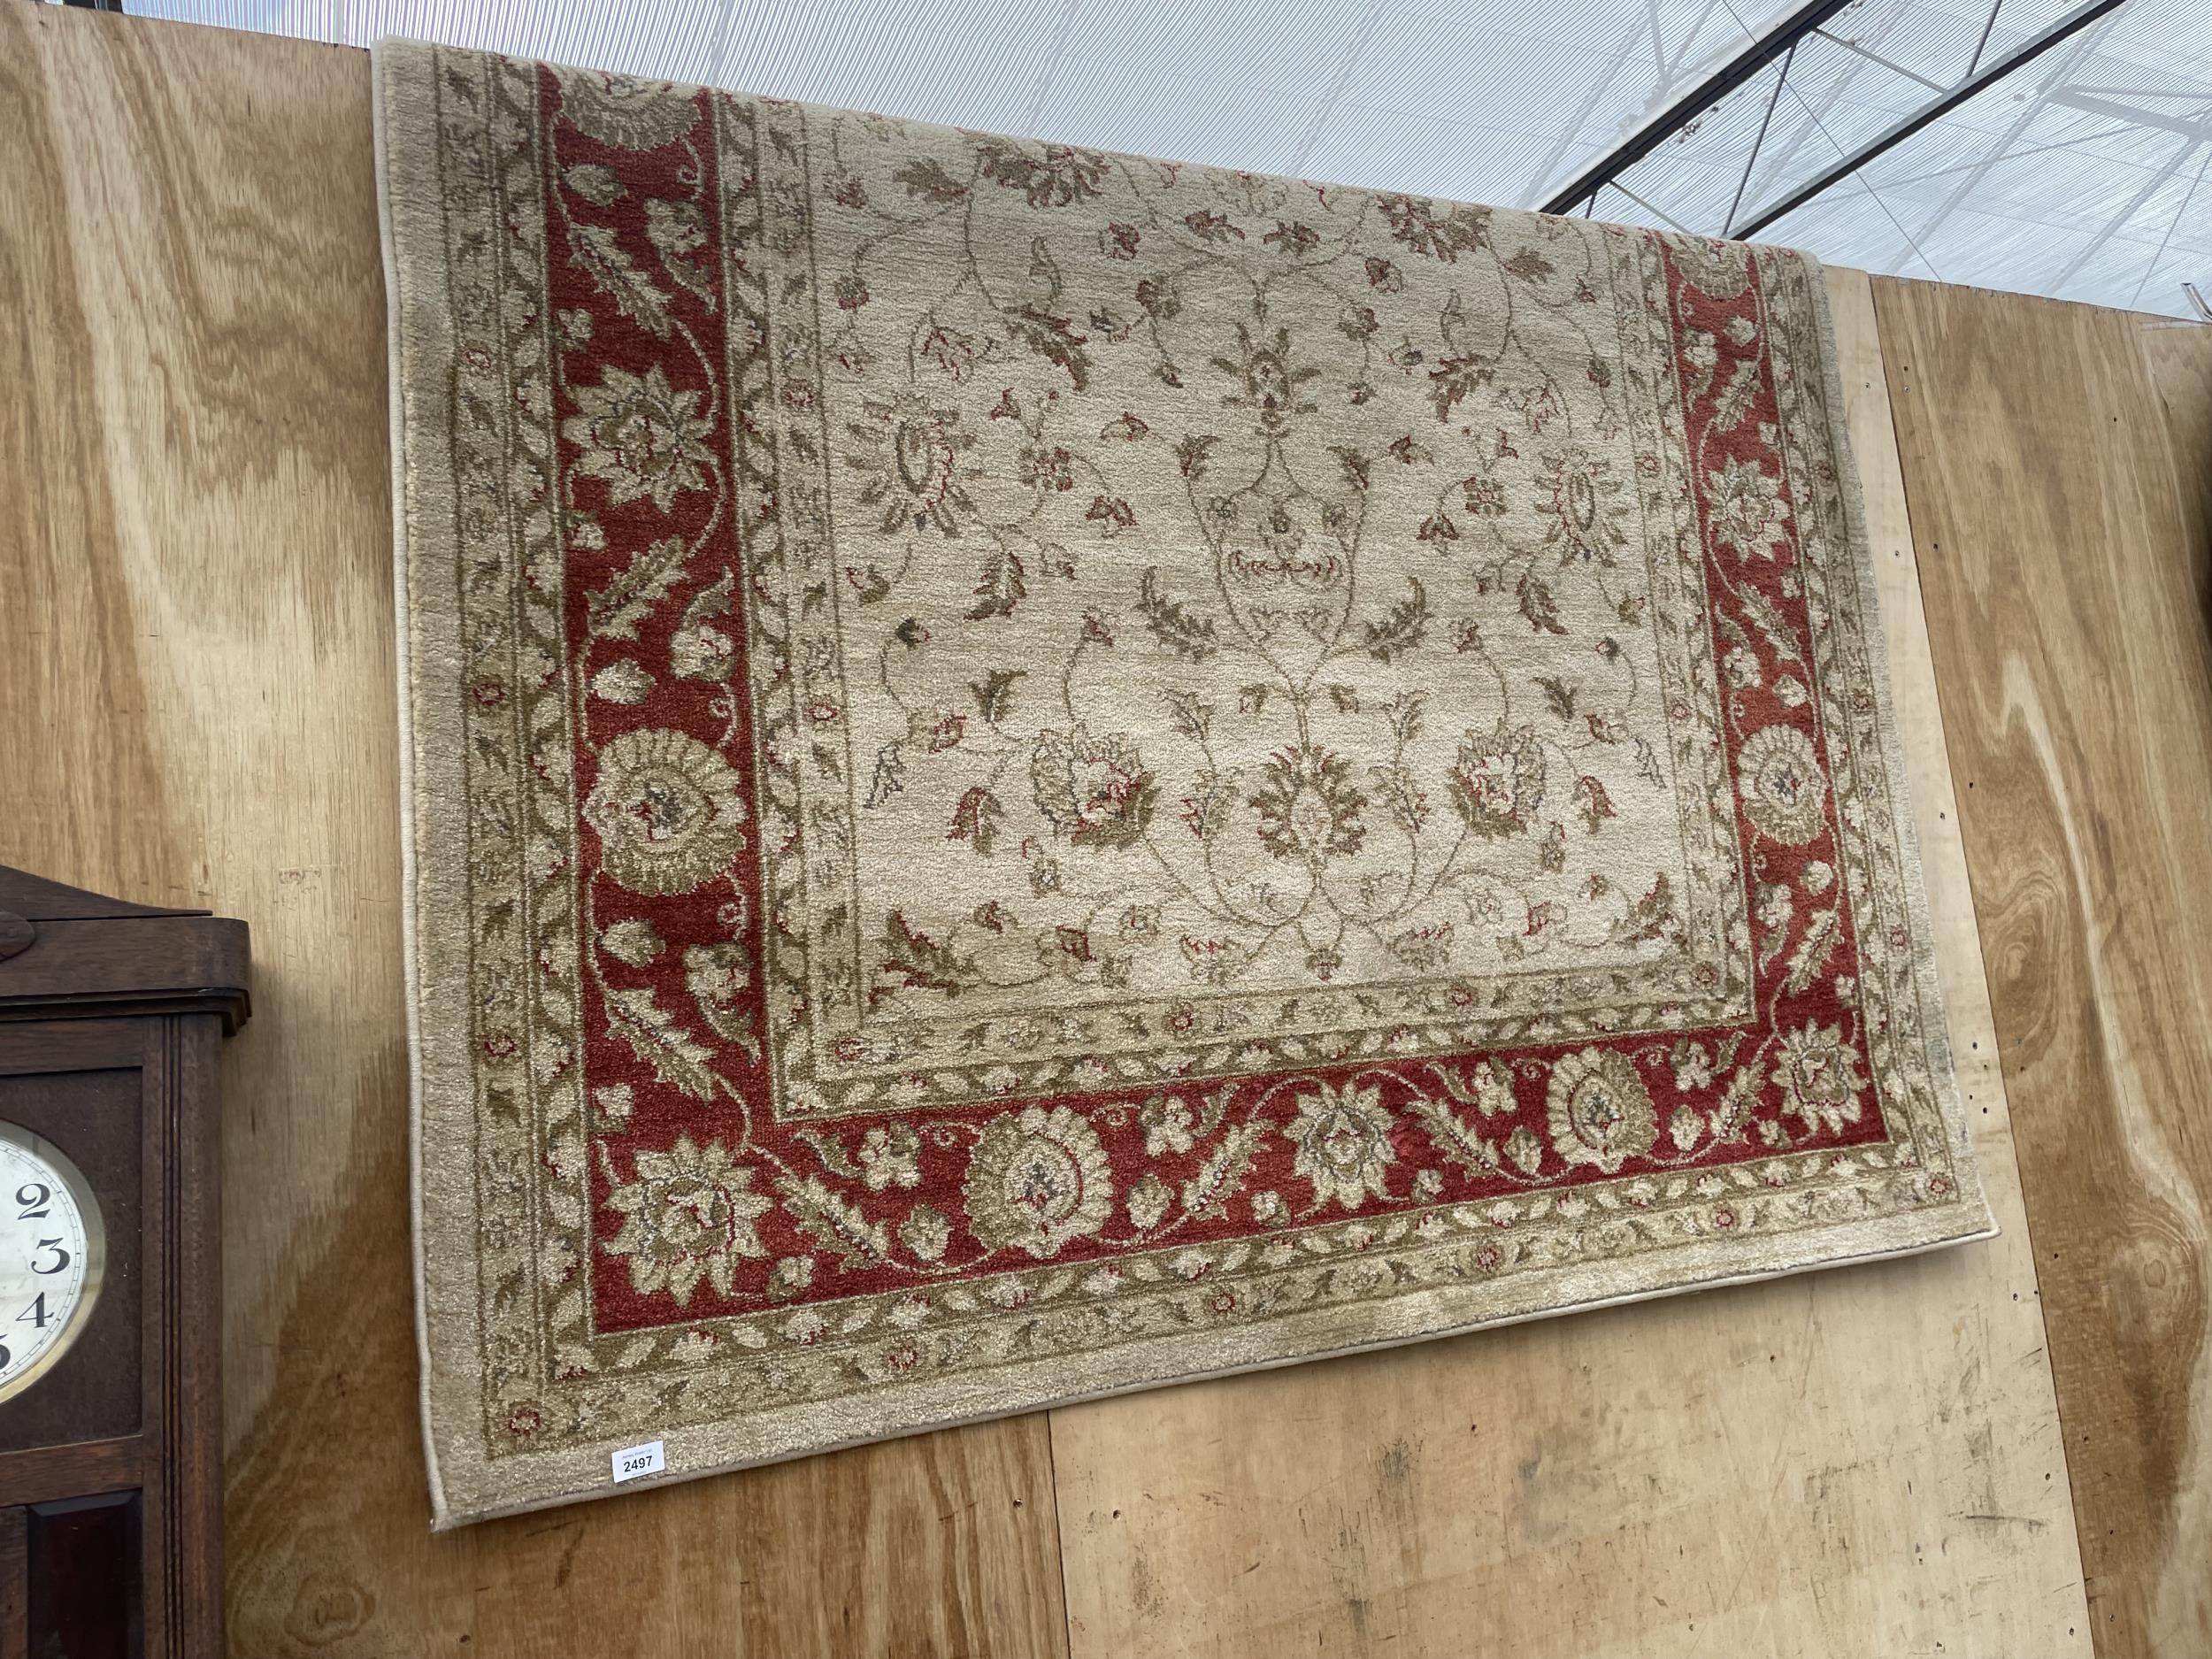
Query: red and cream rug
xmin=378 ymin=39 xmax=1991 ymax=1525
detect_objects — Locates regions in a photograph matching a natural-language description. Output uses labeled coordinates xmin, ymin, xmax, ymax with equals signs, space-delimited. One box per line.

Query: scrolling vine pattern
xmin=414 ymin=52 xmax=1968 ymax=1451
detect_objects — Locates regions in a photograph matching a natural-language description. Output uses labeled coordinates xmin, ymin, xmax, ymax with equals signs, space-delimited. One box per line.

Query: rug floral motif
xmin=378 ymin=38 xmax=1991 ymax=1525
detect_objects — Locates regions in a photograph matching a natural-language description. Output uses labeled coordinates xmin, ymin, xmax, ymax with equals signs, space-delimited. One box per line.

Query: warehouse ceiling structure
xmin=128 ymin=0 xmax=2212 ymax=316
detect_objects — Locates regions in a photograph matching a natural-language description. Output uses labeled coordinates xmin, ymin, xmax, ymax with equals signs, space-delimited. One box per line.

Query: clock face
xmin=0 ymin=1123 xmax=104 ymax=1404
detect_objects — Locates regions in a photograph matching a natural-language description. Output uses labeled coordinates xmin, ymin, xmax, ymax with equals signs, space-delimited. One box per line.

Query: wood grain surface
xmin=1878 ymin=278 xmax=2212 ymax=1659
xmin=9 ymin=4 xmax=2199 ymax=1655
xmin=2143 ymin=316 xmax=2212 ymax=580
xmin=1044 ymin=268 xmax=2091 ymax=1659
xmin=0 ymin=7 xmax=1068 ymax=1656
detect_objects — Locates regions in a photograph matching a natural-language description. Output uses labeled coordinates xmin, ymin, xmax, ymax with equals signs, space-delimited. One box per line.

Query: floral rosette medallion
xmin=378 ymin=38 xmax=1991 ymax=1525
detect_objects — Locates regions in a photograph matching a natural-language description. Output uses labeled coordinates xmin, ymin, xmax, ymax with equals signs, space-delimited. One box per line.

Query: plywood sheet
xmin=1878 ymin=276 xmax=2212 ymax=1659
xmin=1045 ymin=270 xmax=2092 ymax=1658
xmin=0 ymin=7 xmax=1068 ymax=1655
xmin=0 ymin=4 xmax=2125 ymax=1653
xmin=2142 ymin=314 xmax=2212 ymax=579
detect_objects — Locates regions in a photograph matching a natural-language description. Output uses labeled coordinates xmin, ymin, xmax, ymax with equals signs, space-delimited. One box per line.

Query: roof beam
xmin=2050 ymin=88 xmax=2212 ymax=142
xmin=2048 ymin=128 xmax=2200 ymax=293
xmin=1896 ymin=11 xmax=2114 ymax=253
xmin=1538 ymin=0 xmax=1857 ymax=216
xmin=1809 ymin=26 xmax=1947 ymax=94
xmin=1730 ymin=0 xmax=2127 ymax=242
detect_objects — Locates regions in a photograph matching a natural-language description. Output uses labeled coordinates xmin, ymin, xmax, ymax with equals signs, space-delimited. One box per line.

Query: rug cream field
xmin=376 ymin=37 xmax=1992 ymax=1526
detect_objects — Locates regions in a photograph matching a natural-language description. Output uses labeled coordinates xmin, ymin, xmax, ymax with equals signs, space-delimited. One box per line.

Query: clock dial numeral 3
xmin=0 ymin=1125 xmax=102 ymax=1401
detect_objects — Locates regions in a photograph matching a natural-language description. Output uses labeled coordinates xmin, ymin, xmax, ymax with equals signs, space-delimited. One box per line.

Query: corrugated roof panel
xmin=1299 ymin=103 xmax=1585 ymax=205
xmin=69 ymin=0 xmax=2212 ymax=316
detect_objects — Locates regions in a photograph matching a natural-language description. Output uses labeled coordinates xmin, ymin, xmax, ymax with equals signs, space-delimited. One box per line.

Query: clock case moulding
xmin=0 ymin=863 xmax=250 ymax=1659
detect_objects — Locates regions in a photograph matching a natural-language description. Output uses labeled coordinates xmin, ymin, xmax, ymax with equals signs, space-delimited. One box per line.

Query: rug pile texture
xmin=378 ymin=37 xmax=1991 ymax=1525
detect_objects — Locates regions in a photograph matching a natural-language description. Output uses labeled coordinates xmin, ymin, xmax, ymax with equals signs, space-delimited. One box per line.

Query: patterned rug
xmin=378 ymin=38 xmax=1992 ymax=1526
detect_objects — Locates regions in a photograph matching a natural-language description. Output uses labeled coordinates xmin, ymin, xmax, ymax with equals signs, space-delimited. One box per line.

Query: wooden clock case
xmin=0 ymin=865 xmax=249 ymax=1657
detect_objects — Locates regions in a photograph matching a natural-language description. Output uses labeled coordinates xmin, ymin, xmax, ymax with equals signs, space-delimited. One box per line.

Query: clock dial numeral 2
xmin=15 ymin=1182 xmax=49 ymax=1219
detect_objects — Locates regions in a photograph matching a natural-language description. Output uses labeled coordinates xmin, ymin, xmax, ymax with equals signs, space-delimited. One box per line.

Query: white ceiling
xmin=126 ymin=0 xmax=2212 ymax=317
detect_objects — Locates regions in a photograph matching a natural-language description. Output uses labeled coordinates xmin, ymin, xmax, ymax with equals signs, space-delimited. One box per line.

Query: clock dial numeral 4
xmin=0 ymin=1125 xmax=105 ymax=1402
